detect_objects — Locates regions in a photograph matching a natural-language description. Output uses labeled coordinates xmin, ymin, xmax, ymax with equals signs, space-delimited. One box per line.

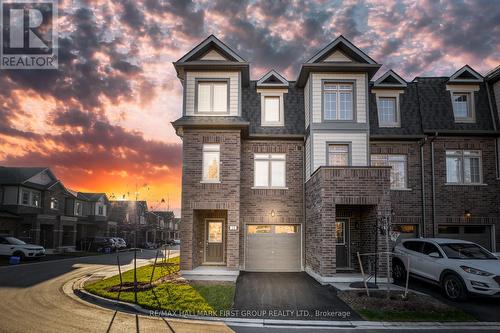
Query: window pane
xmin=275 ymin=225 xmax=298 ymax=233
xmin=197 ymin=83 xmax=211 ymax=112
xmin=324 ymin=91 xmax=336 ymax=120
xmin=452 ymin=93 xmax=470 ymax=119
xmin=32 ymin=192 xmax=40 ymax=207
xmin=446 ymin=156 xmax=461 ymax=183
xmin=328 ymin=144 xmax=349 ymax=166
xmin=22 ymin=191 xmax=29 ymax=205
xmin=335 ymin=221 xmax=345 ymax=244
xmin=339 ymin=92 xmax=353 ymax=120
xmin=254 ymin=160 xmax=269 ymax=187
xmin=378 ymin=97 xmax=397 ymax=124
xmin=208 ymin=222 xmax=223 ymax=243
xmin=248 ymin=225 xmax=271 ymax=234
xmin=271 ymin=160 xmax=286 ymax=187
xmin=203 ymin=150 xmax=220 ymax=181
xmin=464 ymin=156 xmax=480 ymax=183
xmin=264 ymin=96 xmax=280 ymax=122
xmin=212 ymin=83 xmax=227 ymax=112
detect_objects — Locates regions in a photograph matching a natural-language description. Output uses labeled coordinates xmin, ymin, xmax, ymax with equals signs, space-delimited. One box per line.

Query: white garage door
xmin=437 ymin=225 xmax=492 ymax=250
xmin=245 ymin=224 xmax=301 ymax=272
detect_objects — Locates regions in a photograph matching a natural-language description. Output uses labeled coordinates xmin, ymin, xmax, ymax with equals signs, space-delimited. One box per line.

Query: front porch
xmin=305 ymin=166 xmax=392 ymax=283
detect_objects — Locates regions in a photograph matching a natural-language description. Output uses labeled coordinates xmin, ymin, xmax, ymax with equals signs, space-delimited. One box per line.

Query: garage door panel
xmin=246 ymin=224 xmax=301 ymax=272
xmin=437 ymin=225 xmax=492 ymax=250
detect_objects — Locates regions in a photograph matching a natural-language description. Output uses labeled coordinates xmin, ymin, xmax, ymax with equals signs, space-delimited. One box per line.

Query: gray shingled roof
xmin=77 ymin=192 xmax=107 ymax=201
xmin=416 ymin=78 xmax=495 ymax=132
xmin=242 ymin=81 xmax=304 ymax=136
xmin=0 ymin=166 xmax=50 ymax=185
xmin=369 ymin=82 xmax=423 ymax=136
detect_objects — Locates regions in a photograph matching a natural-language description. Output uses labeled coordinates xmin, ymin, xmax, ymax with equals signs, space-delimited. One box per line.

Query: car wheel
xmin=392 ymin=259 xmax=406 ymax=283
xmin=442 ymin=274 xmax=467 ymax=301
xmin=13 ymin=251 xmax=25 ymax=260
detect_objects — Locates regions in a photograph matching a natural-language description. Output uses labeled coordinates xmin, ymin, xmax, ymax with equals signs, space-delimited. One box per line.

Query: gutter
xmin=429 ymin=133 xmax=438 ymax=237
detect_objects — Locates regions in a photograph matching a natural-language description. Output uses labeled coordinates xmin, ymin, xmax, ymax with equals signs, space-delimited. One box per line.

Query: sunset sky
xmin=0 ymin=0 xmax=499 ymax=216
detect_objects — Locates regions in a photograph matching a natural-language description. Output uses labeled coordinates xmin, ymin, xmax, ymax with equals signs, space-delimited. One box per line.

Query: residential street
xmin=0 ymin=249 xmax=232 ymax=333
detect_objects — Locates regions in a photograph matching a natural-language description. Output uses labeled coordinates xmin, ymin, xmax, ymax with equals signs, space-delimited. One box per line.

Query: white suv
xmin=0 ymin=235 xmax=45 ymax=260
xmin=393 ymin=238 xmax=500 ymax=300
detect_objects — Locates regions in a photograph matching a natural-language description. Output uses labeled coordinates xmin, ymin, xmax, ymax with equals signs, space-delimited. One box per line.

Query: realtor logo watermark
xmin=1 ymin=0 xmax=58 ymax=69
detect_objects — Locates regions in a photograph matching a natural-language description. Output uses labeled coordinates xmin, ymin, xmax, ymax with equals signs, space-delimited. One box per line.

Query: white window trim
xmin=50 ymin=197 xmax=59 ymax=210
xmin=201 ymin=144 xmax=221 ymax=183
xmin=257 ymin=88 xmax=287 ymax=127
xmin=75 ymin=201 xmax=83 ymax=216
xmin=445 ymin=149 xmax=484 ymax=185
xmin=19 ymin=188 xmax=41 ymax=208
xmin=195 ymin=80 xmax=229 ymax=114
xmin=373 ymin=90 xmax=403 ymax=128
xmin=446 ymin=85 xmax=479 ymax=123
xmin=252 ymin=153 xmax=287 ymax=189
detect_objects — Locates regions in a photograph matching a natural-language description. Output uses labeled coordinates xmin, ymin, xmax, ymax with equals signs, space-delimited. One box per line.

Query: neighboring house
xmin=75 ymin=192 xmax=110 ymax=243
xmin=108 ymin=200 xmax=148 ymax=246
xmin=172 ymin=35 xmax=500 ymax=283
xmin=0 ymin=167 xmax=78 ymax=250
xmin=150 ymin=211 xmax=177 ymax=241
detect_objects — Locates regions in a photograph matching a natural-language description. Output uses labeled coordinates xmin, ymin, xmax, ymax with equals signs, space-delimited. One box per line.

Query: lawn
xmin=338 ymin=290 xmax=474 ymax=322
xmin=84 ymin=256 xmax=235 ymax=315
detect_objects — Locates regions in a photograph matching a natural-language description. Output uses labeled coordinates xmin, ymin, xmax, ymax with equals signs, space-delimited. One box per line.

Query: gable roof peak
xmin=448 ymin=64 xmax=483 ymax=83
xmin=176 ymin=34 xmax=246 ymax=63
xmin=306 ymin=35 xmax=377 ymax=65
xmin=256 ymin=69 xmax=289 ymax=87
xmin=373 ymin=69 xmax=407 ymax=88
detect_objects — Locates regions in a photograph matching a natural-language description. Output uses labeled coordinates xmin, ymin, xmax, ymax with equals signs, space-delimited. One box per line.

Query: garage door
xmin=246 ymin=224 xmax=301 ymax=272
xmin=437 ymin=225 xmax=492 ymax=250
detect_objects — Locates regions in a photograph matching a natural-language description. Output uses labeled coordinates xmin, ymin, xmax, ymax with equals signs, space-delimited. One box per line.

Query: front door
xmin=205 ymin=219 xmax=224 ymax=263
xmin=335 ymin=219 xmax=350 ymax=269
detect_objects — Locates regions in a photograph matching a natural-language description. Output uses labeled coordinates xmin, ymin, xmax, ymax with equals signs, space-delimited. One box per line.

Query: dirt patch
xmin=338 ymin=290 xmax=451 ymax=312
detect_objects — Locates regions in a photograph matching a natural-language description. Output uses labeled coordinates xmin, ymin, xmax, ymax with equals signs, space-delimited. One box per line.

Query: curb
xmin=68 ymin=276 xmax=500 ymax=330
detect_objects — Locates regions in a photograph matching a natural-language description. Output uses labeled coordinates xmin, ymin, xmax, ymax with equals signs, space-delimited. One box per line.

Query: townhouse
xmin=0 ymin=166 xmax=178 ymax=251
xmin=172 ymin=35 xmax=500 ymax=283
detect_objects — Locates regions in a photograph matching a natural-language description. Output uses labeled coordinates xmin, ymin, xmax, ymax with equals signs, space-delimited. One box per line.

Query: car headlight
xmin=460 ymin=266 xmax=494 ymax=276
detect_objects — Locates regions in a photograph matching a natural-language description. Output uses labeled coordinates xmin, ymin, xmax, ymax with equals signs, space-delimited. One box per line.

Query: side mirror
xmin=428 ymin=252 xmax=441 ymax=258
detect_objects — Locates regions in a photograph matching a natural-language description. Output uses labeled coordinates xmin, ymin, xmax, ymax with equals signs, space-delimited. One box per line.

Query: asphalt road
xmin=0 ymin=249 xmax=232 ymax=333
xmin=399 ymin=277 xmax=500 ymax=322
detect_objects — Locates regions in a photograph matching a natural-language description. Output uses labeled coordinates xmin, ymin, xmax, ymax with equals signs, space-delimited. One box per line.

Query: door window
xmin=403 ymin=241 xmax=423 ymax=253
xmin=208 ymin=222 xmax=222 ymax=243
xmin=335 ymin=221 xmax=345 ymax=245
xmin=422 ymin=242 xmax=442 ymax=257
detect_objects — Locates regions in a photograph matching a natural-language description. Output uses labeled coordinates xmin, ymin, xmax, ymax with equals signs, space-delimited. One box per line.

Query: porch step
xmin=179 ymin=268 xmax=239 ymax=282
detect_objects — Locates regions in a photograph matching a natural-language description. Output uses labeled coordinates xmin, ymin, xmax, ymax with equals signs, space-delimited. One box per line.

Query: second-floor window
xmin=50 ymin=197 xmax=59 ymax=210
xmin=377 ymin=97 xmax=398 ymax=127
xmin=371 ymin=154 xmax=408 ymax=189
xmin=197 ymin=81 xmax=228 ymax=113
xmin=75 ymin=201 xmax=83 ymax=216
xmin=446 ymin=150 xmax=482 ymax=184
xmin=451 ymin=92 xmax=473 ymax=122
xmin=323 ymin=82 xmax=353 ymax=121
xmin=254 ymin=154 xmax=286 ymax=188
xmin=98 ymin=205 xmax=104 ymax=215
xmin=328 ymin=144 xmax=350 ymax=166
xmin=262 ymin=95 xmax=283 ymax=126
xmin=20 ymin=189 xmax=41 ymax=207
xmin=202 ymin=144 xmax=220 ymax=182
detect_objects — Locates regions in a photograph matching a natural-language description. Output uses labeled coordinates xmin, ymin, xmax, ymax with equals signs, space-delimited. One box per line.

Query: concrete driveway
xmin=232 ymin=272 xmax=361 ymax=321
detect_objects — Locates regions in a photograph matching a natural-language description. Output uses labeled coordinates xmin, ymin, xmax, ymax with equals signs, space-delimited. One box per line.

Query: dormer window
xmin=377 ymin=96 xmax=399 ymax=127
xmin=451 ymin=92 xmax=473 ymax=121
xmin=196 ymin=80 xmax=228 ymax=114
xmin=261 ymin=95 xmax=283 ymax=126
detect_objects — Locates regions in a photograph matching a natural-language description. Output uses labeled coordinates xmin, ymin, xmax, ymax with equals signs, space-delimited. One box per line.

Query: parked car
xmin=141 ymin=241 xmax=157 ymax=249
xmin=77 ymin=237 xmax=116 ymax=253
xmin=112 ymin=237 xmax=127 ymax=249
xmin=0 ymin=235 xmax=45 ymax=259
xmin=393 ymin=238 xmax=500 ymax=300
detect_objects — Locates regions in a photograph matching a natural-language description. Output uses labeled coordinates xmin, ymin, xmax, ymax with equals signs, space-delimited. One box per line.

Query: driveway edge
xmin=67 ymin=276 xmax=500 ymax=330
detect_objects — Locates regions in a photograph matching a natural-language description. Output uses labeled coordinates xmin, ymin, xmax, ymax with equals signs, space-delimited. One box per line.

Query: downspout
xmin=430 ymin=132 xmax=438 ymax=238
xmin=302 ymin=136 xmax=306 ymax=272
xmin=419 ymin=137 xmax=427 ymax=237
xmin=485 ymin=81 xmax=498 ymax=132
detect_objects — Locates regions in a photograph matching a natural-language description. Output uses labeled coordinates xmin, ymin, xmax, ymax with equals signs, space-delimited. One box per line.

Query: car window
xmin=0 ymin=237 xmax=8 ymax=244
xmin=441 ymin=243 xmax=496 ymax=260
xmin=5 ymin=237 xmax=26 ymax=245
xmin=402 ymin=241 xmax=423 ymax=253
xmin=422 ymin=242 xmax=442 ymax=257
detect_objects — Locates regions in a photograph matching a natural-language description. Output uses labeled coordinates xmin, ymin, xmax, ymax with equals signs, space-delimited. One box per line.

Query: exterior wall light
xmin=271 ymin=210 xmax=275 ymax=218
xmin=464 ymin=210 xmax=471 ymax=218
